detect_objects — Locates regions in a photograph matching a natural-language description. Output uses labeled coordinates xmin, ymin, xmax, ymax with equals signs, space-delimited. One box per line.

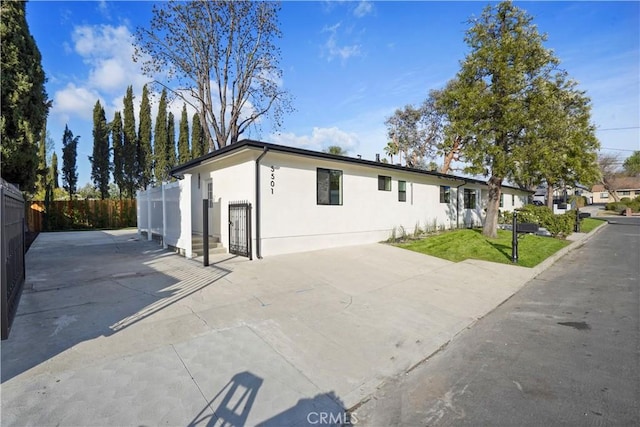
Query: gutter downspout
xmin=255 ymin=147 xmax=269 ymax=259
xmin=455 ymin=181 xmax=466 ymax=229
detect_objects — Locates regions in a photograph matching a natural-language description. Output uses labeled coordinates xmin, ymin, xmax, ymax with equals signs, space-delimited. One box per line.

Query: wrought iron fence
xmin=1 ymin=179 xmax=26 ymax=340
xmin=229 ymin=201 xmax=252 ymax=259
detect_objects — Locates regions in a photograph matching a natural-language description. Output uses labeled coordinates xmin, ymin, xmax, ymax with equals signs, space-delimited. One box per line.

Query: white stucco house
xmin=137 ymin=140 xmax=530 ymax=259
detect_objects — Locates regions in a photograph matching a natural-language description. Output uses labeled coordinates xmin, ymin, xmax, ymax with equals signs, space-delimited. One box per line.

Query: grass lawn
xmin=580 ymin=218 xmax=606 ymax=233
xmin=397 ymin=228 xmax=570 ymax=268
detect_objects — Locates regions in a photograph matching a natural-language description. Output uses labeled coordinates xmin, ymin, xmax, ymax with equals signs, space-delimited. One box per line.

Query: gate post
xmin=511 ymin=210 xmax=518 ymax=263
xmin=203 ymin=199 xmax=209 ymax=267
xmin=247 ymin=203 xmax=253 ymax=260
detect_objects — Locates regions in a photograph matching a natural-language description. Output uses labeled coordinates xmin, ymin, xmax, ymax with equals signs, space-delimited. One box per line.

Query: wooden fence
xmin=27 ymin=199 xmax=137 ymax=232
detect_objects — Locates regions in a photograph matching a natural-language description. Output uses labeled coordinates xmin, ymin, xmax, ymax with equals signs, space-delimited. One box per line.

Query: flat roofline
xmin=171 ymin=139 xmax=531 ymax=192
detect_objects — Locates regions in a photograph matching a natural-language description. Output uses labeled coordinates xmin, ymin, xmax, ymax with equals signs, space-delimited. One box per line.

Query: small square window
xmin=378 ymin=175 xmax=391 ymax=191
xmin=440 ymin=186 xmax=451 ymax=203
xmin=398 ymin=181 xmax=406 ymax=202
xmin=601 ymin=192 xmax=609 ymax=199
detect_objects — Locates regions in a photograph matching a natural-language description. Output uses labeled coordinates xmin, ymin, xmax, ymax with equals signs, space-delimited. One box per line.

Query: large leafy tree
xmin=111 ymin=111 xmax=124 ymax=198
xmin=190 ymin=113 xmax=205 ymax=159
xmin=90 ymin=101 xmax=111 ymax=199
xmin=323 ymin=146 xmax=347 ymax=156
xmin=138 ymin=84 xmax=153 ymax=189
xmin=440 ymin=1 xmax=586 ymax=237
xmin=623 ymin=151 xmax=640 ymax=177
xmin=1 ymin=0 xmax=50 ymax=191
xmin=123 ymin=86 xmax=137 ymax=198
xmin=515 ymin=74 xmax=599 ymax=206
xmin=178 ymin=104 xmax=190 ymax=163
xmin=134 ymin=0 xmax=292 ymax=151
xmin=61 ymin=125 xmax=79 ymax=200
xmin=36 ymin=125 xmax=49 ymax=193
xmin=153 ymin=89 xmax=169 ymax=182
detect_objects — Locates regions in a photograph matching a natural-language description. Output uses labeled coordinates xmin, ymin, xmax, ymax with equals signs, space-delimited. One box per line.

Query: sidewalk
xmin=0 ymin=225 xmax=606 ymax=426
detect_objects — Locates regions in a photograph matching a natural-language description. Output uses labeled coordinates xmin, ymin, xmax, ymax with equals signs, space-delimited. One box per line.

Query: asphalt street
xmin=356 ymin=217 xmax=639 ymax=426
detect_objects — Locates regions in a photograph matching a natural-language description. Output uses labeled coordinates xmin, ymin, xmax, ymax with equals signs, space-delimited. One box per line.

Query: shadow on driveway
xmin=1 ymin=230 xmax=229 ymax=382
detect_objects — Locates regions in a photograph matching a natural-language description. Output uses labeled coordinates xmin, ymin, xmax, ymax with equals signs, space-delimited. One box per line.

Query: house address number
xmin=270 ymin=165 xmax=275 ymax=194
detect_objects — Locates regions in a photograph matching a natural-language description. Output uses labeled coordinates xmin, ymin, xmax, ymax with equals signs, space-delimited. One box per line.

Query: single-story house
xmin=137 ymin=140 xmax=530 ymax=259
xmin=590 ymin=177 xmax=640 ymax=204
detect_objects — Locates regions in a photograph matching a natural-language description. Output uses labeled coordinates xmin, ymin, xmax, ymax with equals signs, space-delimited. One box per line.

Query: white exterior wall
xmin=258 ymin=152 xmax=462 ymax=257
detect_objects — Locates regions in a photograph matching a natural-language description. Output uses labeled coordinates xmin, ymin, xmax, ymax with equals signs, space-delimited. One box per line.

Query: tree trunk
xmin=440 ymin=136 xmax=460 ymax=175
xmin=546 ymin=185 xmax=554 ymax=209
xmin=482 ymin=175 xmax=502 ymax=238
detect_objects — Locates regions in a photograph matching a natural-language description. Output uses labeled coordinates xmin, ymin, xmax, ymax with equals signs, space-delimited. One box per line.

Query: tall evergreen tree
xmin=123 ymin=85 xmax=137 ymax=198
xmin=36 ymin=123 xmax=48 ymax=193
xmin=1 ymin=1 xmax=50 ymax=191
xmin=167 ymin=111 xmax=177 ymax=172
xmin=89 ymin=101 xmax=110 ymax=199
xmin=138 ymin=84 xmax=153 ymax=188
xmin=111 ymin=111 xmax=124 ymax=198
xmin=61 ymin=125 xmax=79 ymax=199
xmin=154 ymin=89 xmax=168 ymax=182
xmin=50 ymin=152 xmax=59 ymax=189
xmin=191 ymin=113 xmax=205 ymax=158
xmin=178 ymin=104 xmax=190 ymax=163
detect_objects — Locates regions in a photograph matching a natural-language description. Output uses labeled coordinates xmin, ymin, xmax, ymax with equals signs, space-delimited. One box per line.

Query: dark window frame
xmin=398 ymin=180 xmax=406 ymax=202
xmin=499 ymin=193 xmax=504 ymax=208
xmin=317 ymin=168 xmax=343 ymax=206
xmin=464 ymin=188 xmax=476 ymax=209
xmin=378 ymin=175 xmax=392 ymax=191
xmin=440 ymin=186 xmax=451 ymax=203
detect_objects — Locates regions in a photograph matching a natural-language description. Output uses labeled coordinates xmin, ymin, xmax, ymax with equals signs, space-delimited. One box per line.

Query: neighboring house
xmin=137 ymin=140 xmax=530 ymax=259
xmin=591 ymin=177 xmax=640 ymax=204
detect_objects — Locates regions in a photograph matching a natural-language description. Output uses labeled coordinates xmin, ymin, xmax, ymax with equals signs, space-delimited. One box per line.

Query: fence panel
xmin=164 ymin=182 xmax=182 ymax=246
xmin=1 ymin=180 xmax=26 ymax=340
xmin=149 ymin=187 xmax=163 ymax=237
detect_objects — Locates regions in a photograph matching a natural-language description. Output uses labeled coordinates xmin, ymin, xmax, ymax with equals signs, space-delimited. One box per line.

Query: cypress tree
xmin=167 ymin=111 xmax=176 ymax=173
xmin=123 ymin=85 xmax=137 ymax=198
xmin=191 ymin=113 xmax=205 ymax=158
xmin=0 ymin=1 xmax=50 ymax=191
xmin=90 ymin=101 xmax=110 ymax=199
xmin=61 ymin=125 xmax=79 ymax=199
xmin=111 ymin=111 xmax=124 ymax=198
xmin=178 ymin=104 xmax=190 ymax=163
xmin=138 ymin=84 xmax=152 ymax=189
xmin=153 ymin=89 xmax=168 ymax=182
xmin=50 ymin=152 xmax=59 ymax=189
xmin=36 ymin=123 xmax=48 ymax=193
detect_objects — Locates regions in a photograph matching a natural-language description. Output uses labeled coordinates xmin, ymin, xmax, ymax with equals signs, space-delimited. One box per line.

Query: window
xmin=317 ymin=168 xmax=342 ymax=205
xmin=635 ymin=190 xmax=640 ymax=195
xmin=440 ymin=186 xmax=451 ymax=203
xmin=622 ymin=191 xmax=631 ymax=196
xmin=464 ymin=188 xmax=476 ymax=209
xmin=378 ymin=175 xmax=391 ymax=191
xmin=512 ymin=194 xmax=515 ymax=205
xmin=600 ymin=192 xmax=609 ymax=199
xmin=499 ymin=193 xmax=504 ymax=207
xmin=398 ymin=181 xmax=406 ymax=202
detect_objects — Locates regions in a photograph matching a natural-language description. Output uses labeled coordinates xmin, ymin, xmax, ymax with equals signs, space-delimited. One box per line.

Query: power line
xmin=600 ymin=147 xmax=638 ymax=152
xmin=596 ymin=126 xmax=640 ymax=132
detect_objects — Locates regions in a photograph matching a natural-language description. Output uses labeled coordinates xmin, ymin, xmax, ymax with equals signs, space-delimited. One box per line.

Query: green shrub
xmin=511 ymin=205 xmax=574 ymax=238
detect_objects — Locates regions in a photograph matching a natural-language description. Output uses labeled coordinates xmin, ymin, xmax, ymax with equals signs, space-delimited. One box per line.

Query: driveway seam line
xmin=171 ymin=344 xmax=215 ymax=415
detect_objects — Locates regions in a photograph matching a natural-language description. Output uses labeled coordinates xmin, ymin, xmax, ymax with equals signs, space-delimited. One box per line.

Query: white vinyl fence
xmin=137 ymin=179 xmax=192 ymax=258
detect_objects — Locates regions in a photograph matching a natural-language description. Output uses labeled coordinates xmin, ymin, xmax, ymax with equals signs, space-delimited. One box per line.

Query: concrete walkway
xmin=1 ymin=226 xmax=605 ymax=426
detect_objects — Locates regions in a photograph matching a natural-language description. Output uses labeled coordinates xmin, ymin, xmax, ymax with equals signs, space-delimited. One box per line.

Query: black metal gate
xmin=1 ymin=179 xmax=26 ymax=340
xmin=228 ymin=201 xmax=252 ymax=259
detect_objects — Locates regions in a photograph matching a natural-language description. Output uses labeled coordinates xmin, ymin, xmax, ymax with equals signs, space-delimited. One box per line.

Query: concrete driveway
xmin=2 ymin=229 xmax=548 ymax=426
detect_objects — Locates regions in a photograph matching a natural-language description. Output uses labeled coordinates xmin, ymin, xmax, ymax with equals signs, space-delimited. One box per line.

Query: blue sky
xmin=26 ymin=1 xmax=639 ymax=187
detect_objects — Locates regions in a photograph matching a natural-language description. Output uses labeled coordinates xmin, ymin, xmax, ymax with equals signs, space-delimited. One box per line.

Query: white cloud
xmin=354 ymin=1 xmax=373 ymax=18
xmin=50 ymin=24 xmax=151 ymax=124
xmin=322 ymin=22 xmax=361 ymax=62
xmin=271 ymin=127 xmax=360 ymax=153
xmin=51 ymin=83 xmax=102 ymax=123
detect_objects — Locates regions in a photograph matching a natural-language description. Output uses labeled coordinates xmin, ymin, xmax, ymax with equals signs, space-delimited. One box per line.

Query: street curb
xmin=530 ymin=220 xmax=609 ymax=279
